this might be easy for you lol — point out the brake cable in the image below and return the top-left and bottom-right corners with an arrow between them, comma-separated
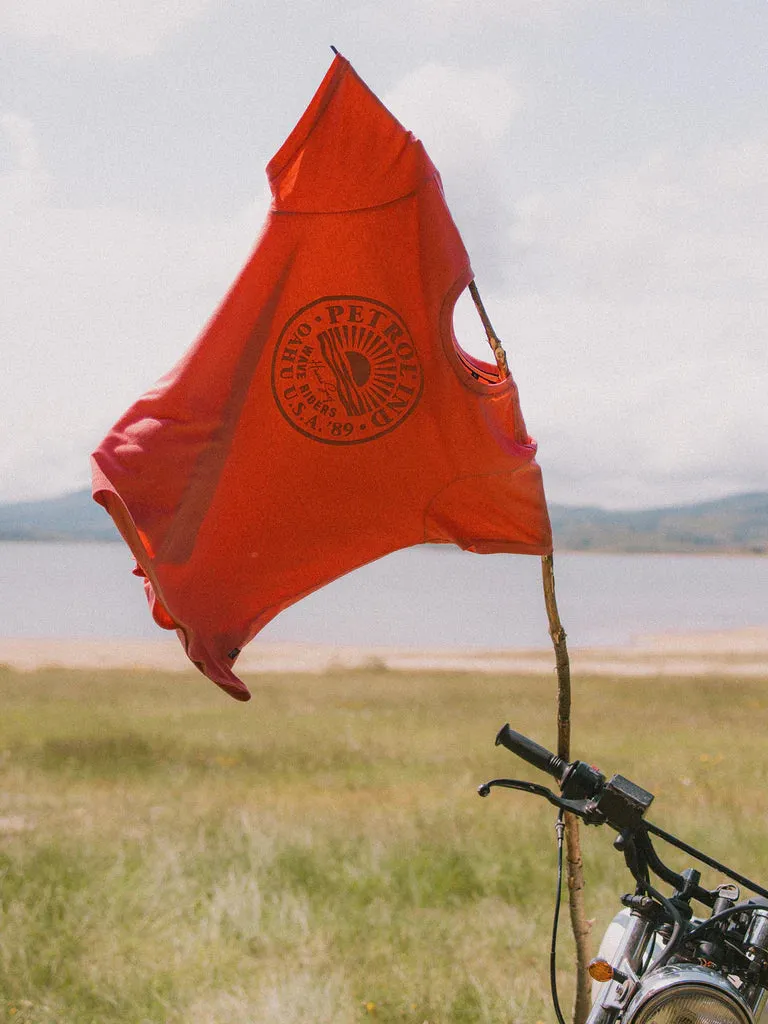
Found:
550,809 -> 568,1024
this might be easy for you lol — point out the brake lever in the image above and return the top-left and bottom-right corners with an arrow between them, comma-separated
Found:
477,777 -> 606,825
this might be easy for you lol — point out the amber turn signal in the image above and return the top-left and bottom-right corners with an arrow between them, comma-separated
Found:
588,958 -> 615,983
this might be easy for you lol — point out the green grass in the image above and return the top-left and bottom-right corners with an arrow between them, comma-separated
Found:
1,664 -> 767,1022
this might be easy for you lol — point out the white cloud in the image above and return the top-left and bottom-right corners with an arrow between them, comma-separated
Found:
384,63 -> 522,286
0,113 -> 270,502
502,291 -> 768,507
418,0 -> 673,26
0,113 -> 49,208
511,143 -> 768,304
0,0 -> 214,57
420,0 -> 578,20
487,138 -> 768,507
384,63 -> 521,170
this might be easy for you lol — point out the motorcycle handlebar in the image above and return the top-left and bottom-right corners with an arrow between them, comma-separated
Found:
493,724 -> 622,810
488,724 -> 768,906
495,724 -> 568,782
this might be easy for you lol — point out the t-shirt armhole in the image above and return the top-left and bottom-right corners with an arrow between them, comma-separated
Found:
439,272 -> 514,394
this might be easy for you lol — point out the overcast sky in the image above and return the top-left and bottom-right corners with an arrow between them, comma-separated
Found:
2,0 -> 766,509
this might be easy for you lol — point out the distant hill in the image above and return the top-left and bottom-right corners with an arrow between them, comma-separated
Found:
0,488 -> 766,554
0,488 -> 117,541
548,492 -> 768,554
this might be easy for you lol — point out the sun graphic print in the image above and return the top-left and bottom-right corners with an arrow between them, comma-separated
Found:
272,296 -> 424,444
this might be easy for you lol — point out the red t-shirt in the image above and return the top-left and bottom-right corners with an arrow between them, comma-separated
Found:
92,53 -> 552,700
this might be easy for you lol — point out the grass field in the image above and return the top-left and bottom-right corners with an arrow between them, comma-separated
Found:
1,663 -> 768,1023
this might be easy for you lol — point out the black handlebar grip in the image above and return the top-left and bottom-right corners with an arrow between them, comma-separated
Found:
495,724 -> 567,781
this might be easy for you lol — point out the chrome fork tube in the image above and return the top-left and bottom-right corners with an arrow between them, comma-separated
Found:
743,985 -> 768,1022
586,912 -> 654,1024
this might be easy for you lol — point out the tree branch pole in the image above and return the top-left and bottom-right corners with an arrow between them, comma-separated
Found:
468,281 -> 509,377
470,282 -> 592,1024
541,554 -> 592,1024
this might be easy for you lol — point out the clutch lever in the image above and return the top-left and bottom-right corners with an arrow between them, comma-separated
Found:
477,777 -> 606,825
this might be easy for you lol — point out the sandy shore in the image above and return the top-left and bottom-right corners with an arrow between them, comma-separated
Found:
2,628 -> 768,677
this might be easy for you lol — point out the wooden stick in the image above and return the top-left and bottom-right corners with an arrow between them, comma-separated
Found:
468,280 -> 510,377
541,553 -> 592,1024
468,282 -> 591,1021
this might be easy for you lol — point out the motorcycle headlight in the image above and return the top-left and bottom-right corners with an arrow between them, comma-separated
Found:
624,965 -> 753,1024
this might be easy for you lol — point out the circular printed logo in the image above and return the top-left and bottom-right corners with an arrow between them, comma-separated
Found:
272,296 -> 423,445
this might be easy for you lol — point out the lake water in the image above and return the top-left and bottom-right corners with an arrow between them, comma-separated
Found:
2,541 -> 767,649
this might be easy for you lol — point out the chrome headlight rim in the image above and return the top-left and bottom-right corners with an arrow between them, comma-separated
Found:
623,963 -> 753,1024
